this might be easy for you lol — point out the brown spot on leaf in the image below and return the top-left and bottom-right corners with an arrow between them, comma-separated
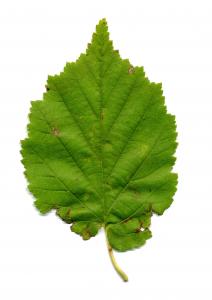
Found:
51,127 -> 60,136
82,229 -> 91,240
128,66 -> 134,74
66,208 -> 71,217
100,111 -> 104,120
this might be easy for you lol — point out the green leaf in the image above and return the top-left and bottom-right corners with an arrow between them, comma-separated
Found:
21,18 -> 178,281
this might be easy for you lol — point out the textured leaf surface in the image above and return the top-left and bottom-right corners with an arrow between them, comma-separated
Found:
21,19 -> 177,255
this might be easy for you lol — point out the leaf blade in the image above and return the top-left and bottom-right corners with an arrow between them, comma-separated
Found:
21,19 -> 178,257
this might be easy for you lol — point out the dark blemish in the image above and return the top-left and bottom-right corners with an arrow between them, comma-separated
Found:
83,229 -> 91,240
134,191 -> 140,200
100,111 -> 104,120
135,228 -> 140,233
51,127 -> 60,136
123,218 -> 131,223
128,66 -> 134,74
45,84 -> 50,91
66,208 -> 71,217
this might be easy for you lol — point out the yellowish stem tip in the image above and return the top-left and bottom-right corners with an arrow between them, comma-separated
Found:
104,227 -> 128,282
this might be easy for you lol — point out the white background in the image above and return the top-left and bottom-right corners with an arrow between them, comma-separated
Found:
0,0 -> 212,299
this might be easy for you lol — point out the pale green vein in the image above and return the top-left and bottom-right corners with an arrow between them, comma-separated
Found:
118,181 -> 168,224
51,81 -> 99,159
106,125 -> 165,217
83,57 -> 99,87
68,68 -> 99,117
104,63 -> 129,106
34,104 -> 102,200
28,145 -> 103,221
106,74 -> 139,134
105,95 -> 154,180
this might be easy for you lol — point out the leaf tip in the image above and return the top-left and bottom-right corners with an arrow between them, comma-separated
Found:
97,18 -> 108,28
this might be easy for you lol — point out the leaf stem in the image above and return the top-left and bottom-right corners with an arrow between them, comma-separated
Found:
104,226 -> 128,282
